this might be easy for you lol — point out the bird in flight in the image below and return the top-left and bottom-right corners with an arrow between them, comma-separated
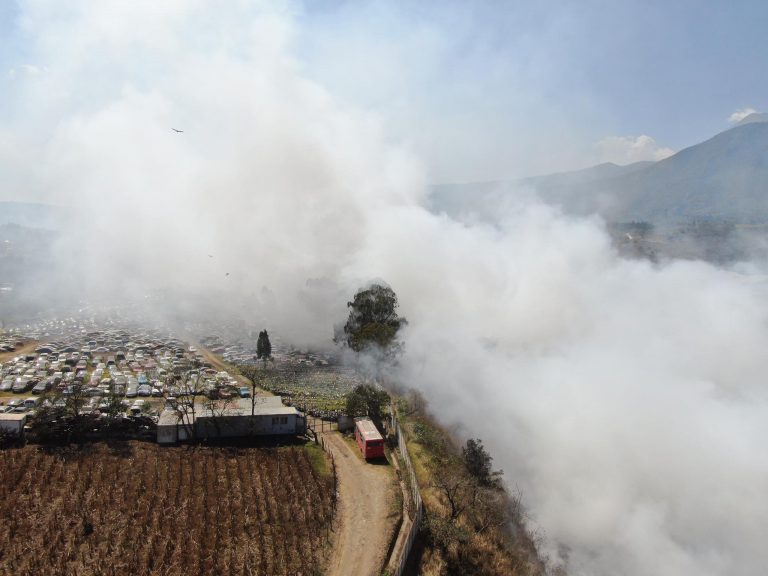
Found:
171,128 -> 183,133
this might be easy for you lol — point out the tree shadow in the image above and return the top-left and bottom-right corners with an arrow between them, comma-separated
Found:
105,439 -> 135,458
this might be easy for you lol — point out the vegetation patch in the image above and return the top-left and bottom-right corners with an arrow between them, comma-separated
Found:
240,363 -> 365,418
393,392 -> 546,576
303,440 -> 330,478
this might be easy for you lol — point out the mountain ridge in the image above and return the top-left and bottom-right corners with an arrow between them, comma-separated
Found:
430,120 -> 768,224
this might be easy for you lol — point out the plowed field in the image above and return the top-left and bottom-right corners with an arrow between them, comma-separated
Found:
0,442 -> 334,576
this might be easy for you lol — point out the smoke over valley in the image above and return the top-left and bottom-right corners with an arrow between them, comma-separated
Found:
2,2 -> 768,575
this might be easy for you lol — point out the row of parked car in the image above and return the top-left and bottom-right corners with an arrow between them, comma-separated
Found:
0,396 -> 40,414
0,327 -> 253,417
0,338 -> 22,353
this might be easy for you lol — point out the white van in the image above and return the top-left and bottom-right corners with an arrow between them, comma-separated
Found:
23,397 -> 40,410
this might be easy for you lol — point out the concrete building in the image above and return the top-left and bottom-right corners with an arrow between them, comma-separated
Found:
157,396 -> 304,444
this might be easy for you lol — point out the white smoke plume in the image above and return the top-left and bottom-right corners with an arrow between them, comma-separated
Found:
3,3 -> 768,576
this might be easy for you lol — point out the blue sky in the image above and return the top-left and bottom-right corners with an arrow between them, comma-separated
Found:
295,0 -> 768,178
0,0 -> 766,187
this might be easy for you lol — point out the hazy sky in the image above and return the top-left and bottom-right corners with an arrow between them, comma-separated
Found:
1,0 -> 766,195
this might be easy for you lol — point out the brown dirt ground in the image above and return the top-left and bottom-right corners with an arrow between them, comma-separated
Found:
322,431 -> 399,576
0,340 -> 38,364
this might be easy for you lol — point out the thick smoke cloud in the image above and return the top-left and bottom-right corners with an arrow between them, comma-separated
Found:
8,0 -> 422,344
4,3 -> 768,575
360,204 -> 768,575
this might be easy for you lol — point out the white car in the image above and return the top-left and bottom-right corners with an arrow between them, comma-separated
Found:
130,400 -> 146,416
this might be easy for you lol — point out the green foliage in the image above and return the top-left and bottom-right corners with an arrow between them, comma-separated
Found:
339,284 -> 406,353
345,384 -> 390,421
423,513 -> 470,551
238,363 -> 357,416
101,390 -> 126,418
462,438 -> 503,487
413,420 -> 451,458
304,442 -> 330,478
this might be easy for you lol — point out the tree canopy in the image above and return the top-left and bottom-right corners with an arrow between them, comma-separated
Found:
462,438 -> 503,488
256,330 -> 272,359
339,284 -> 406,353
345,384 -> 390,423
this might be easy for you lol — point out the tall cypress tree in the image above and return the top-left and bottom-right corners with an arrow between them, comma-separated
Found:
256,330 -> 272,359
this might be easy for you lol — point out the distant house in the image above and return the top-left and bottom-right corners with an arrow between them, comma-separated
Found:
157,396 -> 304,444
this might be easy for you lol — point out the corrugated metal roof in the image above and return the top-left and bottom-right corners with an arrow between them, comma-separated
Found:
157,396 -> 298,427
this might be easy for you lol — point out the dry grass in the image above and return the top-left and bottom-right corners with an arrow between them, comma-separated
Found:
395,398 -> 546,576
0,441 -> 334,576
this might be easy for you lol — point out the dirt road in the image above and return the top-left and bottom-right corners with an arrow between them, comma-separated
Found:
197,347 -> 271,395
323,432 -> 397,576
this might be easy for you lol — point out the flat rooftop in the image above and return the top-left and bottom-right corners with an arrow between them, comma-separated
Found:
158,395 -> 298,426
0,413 -> 27,422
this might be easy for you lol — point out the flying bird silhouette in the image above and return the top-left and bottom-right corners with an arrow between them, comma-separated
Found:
171,128 -> 183,133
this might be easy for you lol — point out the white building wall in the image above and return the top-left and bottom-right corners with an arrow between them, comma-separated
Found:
0,416 -> 26,436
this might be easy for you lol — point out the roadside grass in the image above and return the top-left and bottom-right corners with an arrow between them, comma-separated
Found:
388,469 -> 404,518
395,409 -> 456,518
381,470 -> 406,576
391,393 -> 546,576
303,440 -> 331,478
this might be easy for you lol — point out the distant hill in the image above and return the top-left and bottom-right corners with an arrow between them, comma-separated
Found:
430,118 -> 768,224
0,201 -> 66,230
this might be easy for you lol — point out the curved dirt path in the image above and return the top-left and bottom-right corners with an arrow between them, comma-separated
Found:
323,432 -> 395,576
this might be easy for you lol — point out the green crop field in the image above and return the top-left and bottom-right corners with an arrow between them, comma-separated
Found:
245,364 -> 367,418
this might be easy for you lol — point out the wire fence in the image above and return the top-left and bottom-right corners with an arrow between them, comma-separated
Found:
388,412 -> 423,576
305,414 -> 340,434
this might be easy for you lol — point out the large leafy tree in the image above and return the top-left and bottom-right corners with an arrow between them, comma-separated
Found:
345,384 -> 390,423
339,284 -> 406,353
